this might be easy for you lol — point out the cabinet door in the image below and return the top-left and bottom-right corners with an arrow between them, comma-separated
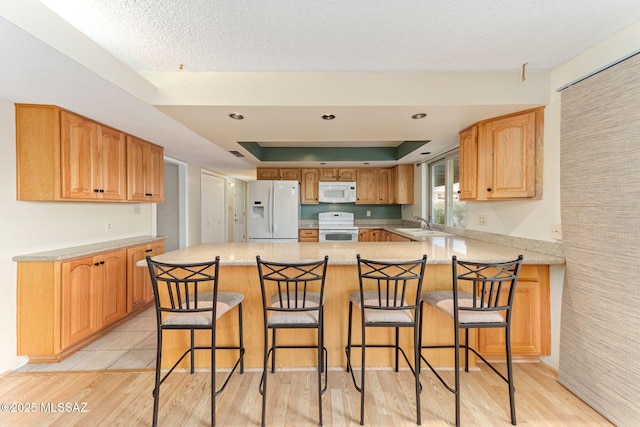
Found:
127,136 -> 164,202
127,136 -> 147,200
337,168 -> 356,181
256,168 -> 278,180
389,232 -> 412,242
279,168 -> 300,181
482,111 -> 536,199
300,168 -> 319,204
96,250 -> 127,328
478,265 -> 550,356
127,242 -> 164,312
144,143 -> 164,201
96,125 -> 127,201
378,168 -> 395,204
61,257 -> 96,348
395,164 -> 414,204
319,168 -> 337,181
60,112 -> 98,200
459,126 -> 478,200
356,169 -> 378,204
145,242 -> 164,303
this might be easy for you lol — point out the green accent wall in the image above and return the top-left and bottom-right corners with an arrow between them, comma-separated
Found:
300,203 -> 401,220
238,141 -> 430,162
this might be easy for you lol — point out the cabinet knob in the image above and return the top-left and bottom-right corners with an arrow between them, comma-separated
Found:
145,249 -> 153,253
93,189 -> 99,193
94,262 -> 100,266
99,189 -> 104,193
487,188 -> 492,192
457,190 -> 461,194
145,193 -> 152,197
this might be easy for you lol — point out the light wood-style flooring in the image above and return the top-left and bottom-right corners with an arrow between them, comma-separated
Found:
0,362 -> 613,426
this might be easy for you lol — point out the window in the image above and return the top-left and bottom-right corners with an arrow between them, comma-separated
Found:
428,151 -> 465,228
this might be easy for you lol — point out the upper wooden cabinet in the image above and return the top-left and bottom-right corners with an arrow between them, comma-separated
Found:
300,168 -> 319,204
459,108 -> 543,201
16,104 -> 163,203
255,164 -> 413,205
355,164 -> 414,205
256,168 -> 300,181
355,168 -> 379,204
319,168 -> 356,181
458,126 -> 479,200
126,136 -> 164,202
60,113 -> 127,201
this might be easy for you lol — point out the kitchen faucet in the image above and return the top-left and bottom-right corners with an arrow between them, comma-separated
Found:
413,215 -> 433,230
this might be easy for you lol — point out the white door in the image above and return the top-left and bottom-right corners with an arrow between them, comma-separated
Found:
232,180 -> 246,242
201,171 -> 226,243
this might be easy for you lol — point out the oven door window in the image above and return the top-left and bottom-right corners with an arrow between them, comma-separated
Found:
324,232 -> 354,241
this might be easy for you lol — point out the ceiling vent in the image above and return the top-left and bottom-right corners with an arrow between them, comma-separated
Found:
229,150 -> 245,157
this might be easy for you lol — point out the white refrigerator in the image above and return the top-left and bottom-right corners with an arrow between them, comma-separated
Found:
247,180 -> 300,242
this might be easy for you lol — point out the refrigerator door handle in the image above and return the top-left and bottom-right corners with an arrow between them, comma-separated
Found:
271,184 -> 276,234
267,184 -> 273,234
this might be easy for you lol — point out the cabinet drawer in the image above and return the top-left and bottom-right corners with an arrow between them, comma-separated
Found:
298,229 -> 319,242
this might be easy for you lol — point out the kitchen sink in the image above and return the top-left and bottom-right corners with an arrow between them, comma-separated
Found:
394,228 -> 454,237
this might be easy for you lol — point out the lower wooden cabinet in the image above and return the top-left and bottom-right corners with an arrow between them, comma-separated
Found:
126,242 -> 165,313
17,240 -> 163,362
477,264 -> 550,356
60,250 -> 127,349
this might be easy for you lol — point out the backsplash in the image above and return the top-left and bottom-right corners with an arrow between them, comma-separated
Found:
300,203 -> 401,220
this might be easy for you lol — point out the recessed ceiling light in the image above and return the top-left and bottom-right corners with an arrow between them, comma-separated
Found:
322,114 -> 335,120
229,113 -> 244,120
412,113 -> 427,119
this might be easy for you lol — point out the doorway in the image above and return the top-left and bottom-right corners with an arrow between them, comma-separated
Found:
157,158 -> 186,251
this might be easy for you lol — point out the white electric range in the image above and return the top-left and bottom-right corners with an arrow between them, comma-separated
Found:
318,212 -> 359,242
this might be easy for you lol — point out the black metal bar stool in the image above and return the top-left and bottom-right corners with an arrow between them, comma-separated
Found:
146,256 -> 245,426
419,255 -> 523,426
345,254 -> 427,425
256,255 -> 329,426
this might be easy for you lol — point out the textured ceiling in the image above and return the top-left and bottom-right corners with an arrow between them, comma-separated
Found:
39,0 -> 640,73
2,1 -> 640,178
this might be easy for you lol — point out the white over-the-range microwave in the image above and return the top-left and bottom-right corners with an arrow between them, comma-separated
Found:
318,181 -> 356,203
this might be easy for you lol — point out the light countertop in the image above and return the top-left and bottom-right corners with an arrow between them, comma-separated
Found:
150,237 -> 564,266
13,236 -> 166,262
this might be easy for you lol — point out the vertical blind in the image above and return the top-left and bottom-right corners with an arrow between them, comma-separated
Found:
559,52 -> 640,426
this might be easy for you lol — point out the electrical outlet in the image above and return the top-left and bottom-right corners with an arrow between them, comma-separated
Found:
105,221 -> 112,232
479,215 -> 487,226
366,210 -> 371,217
133,204 -> 140,215
552,224 -> 562,240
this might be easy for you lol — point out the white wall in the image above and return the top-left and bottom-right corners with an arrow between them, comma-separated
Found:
0,99 -> 155,373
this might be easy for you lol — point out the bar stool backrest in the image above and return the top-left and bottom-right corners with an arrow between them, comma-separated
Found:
452,255 -> 524,324
147,257 -> 221,321
256,256 -> 329,316
357,254 -> 427,315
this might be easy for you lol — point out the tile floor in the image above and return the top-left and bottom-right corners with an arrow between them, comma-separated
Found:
17,306 -> 157,372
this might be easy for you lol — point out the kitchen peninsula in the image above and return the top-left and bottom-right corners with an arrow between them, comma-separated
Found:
149,237 -> 563,370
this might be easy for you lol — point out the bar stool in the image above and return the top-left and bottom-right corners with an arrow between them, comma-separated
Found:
345,254 -> 427,425
256,255 -> 329,426
146,256 -> 245,427
419,255 -> 523,426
